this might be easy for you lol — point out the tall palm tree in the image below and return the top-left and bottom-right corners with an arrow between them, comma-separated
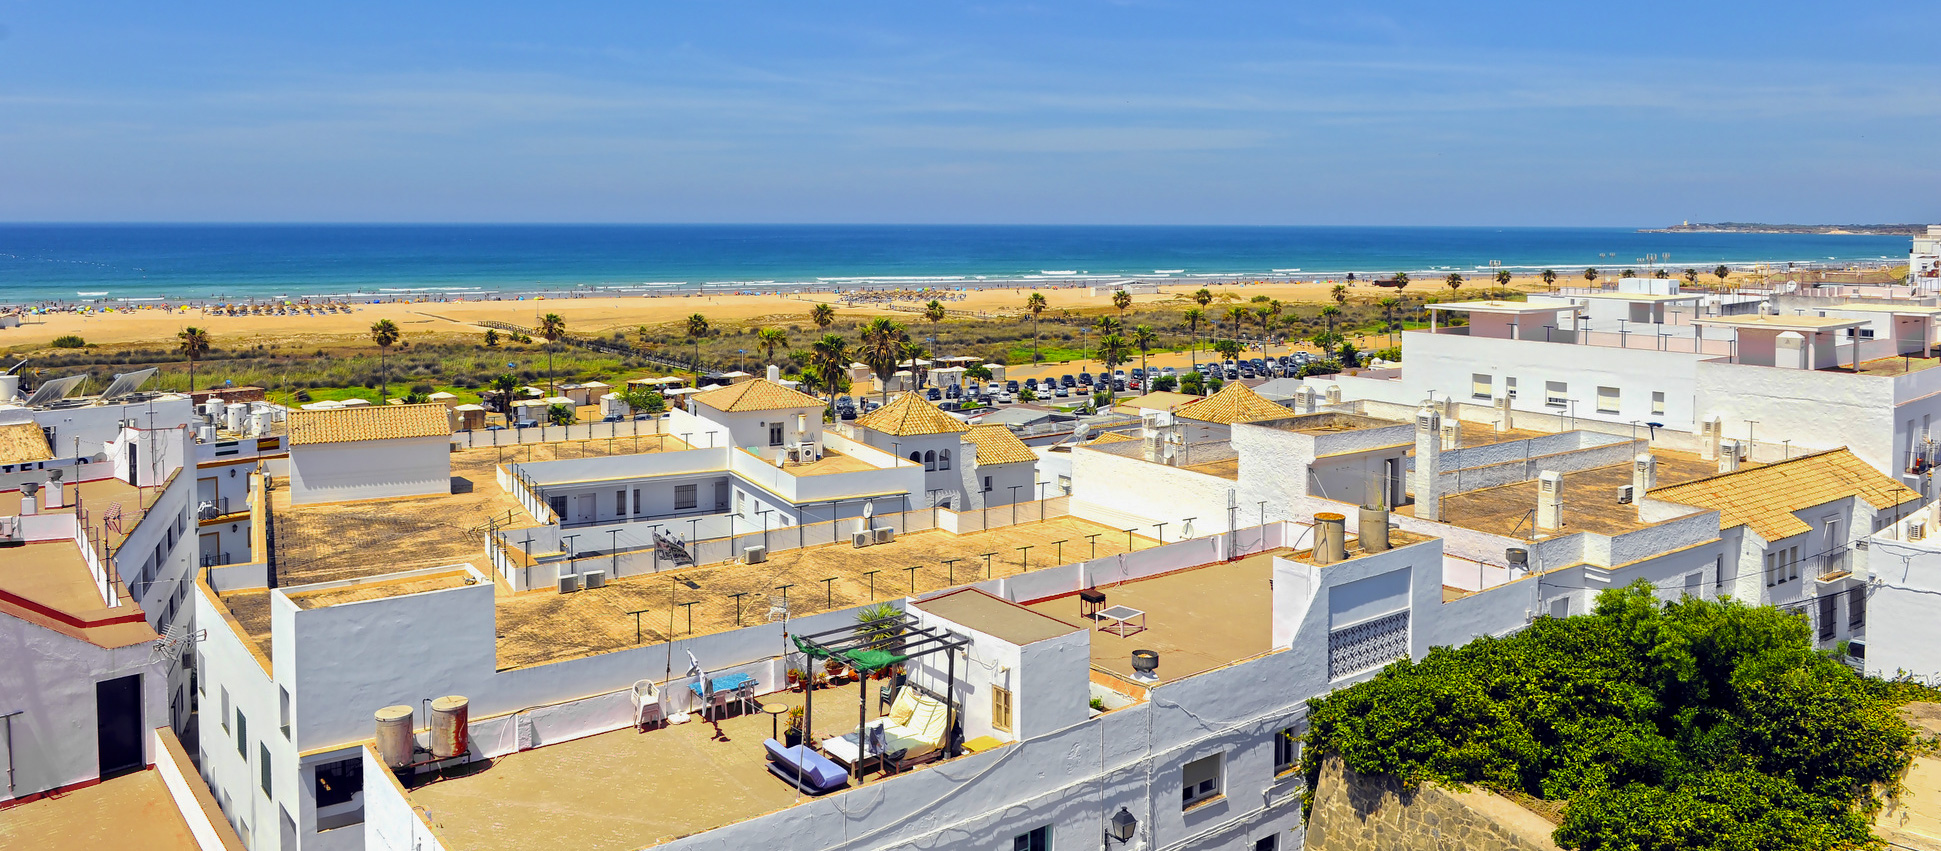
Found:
1393,272 -> 1409,289
684,313 -> 710,377
1331,284 -> 1347,305
1193,288 -> 1213,309
859,317 -> 907,405
1224,305 -> 1248,343
1713,265 -> 1731,291
492,373 -> 519,414
177,326 -> 211,393
810,303 -> 836,331
1541,269 -> 1558,291
369,319 -> 401,399
1254,305 -> 1274,341
1445,273 -> 1463,293
923,299 -> 946,330
1131,325 -> 1156,387
808,333 -> 850,409
1182,307 -> 1205,368
1025,292 -> 1048,363
1111,289 -> 1132,320
757,327 -> 787,367
1495,269 -> 1512,288
1684,268 -> 1700,289
537,313 -> 566,395
1583,268 -> 1599,284
1098,333 -> 1131,375
1094,315 -> 1121,337
1377,298 -> 1399,345
901,340 -> 932,388
1319,305 -> 1341,338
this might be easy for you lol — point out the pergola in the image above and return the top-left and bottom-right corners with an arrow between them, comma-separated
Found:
791,610 -> 971,781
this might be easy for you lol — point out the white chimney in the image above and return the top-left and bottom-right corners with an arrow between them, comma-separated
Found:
19,482 -> 38,516
1718,439 -> 1742,473
1700,416 -> 1721,461
1495,395 -> 1514,433
43,473 -> 65,510
1632,453 -> 1656,495
1294,386 -> 1315,414
1440,420 -> 1461,451
767,364 -> 782,382
1536,470 -> 1564,532
1412,406 -> 1442,521
1324,384 -> 1342,406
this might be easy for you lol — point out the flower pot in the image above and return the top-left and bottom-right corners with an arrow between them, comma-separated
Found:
784,729 -> 803,748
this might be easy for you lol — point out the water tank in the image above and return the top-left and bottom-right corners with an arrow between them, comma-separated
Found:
224,402 -> 248,432
0,374 -> 17,402
202,396 -> 225,418
428,695 -> 470,759
374,705 -> 415,768
250,408 -> 274,437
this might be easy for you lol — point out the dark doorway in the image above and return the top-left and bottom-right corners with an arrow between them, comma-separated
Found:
96,674 -> 143,777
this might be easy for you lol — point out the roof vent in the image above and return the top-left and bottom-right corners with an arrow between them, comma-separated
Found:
1130,649 -> 1158,680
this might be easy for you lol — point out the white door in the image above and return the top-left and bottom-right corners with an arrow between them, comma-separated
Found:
574,494 -> 596,524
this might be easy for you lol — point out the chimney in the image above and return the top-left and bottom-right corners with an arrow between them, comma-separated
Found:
1495,395 -> 1514,433
1358,505 -> 1391,552
1313,513 -> 1348,564
43,471 -> 65,510
1700,416 -> 1721,460
1536,470 -> 1564,532
19,482 -> 38,516
1324,384 -> 1342,406
1294,385 -> 1315,414
1440,420 -> 1461,451
1632,453 -> 1656,495
767,364 -> 782,382
1412,406 -> 1443,521
1718,439 -> 1742,473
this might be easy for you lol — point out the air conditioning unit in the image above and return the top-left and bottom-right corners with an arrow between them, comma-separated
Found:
1617,484 -> 1633,505
558,574 -> 581,594
853,532 -> 871,548
582,570 -> 607,589
874,527 -> 895,544
744,545 -> 768,564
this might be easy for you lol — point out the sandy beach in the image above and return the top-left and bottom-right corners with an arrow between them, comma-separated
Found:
0,276 -> 1546,352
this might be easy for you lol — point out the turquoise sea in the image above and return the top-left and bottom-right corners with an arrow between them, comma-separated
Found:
0,224 -> 1914,304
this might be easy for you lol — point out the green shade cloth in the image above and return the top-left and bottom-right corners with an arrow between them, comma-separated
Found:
792,635 -> 832,659
843,648 -> 906,672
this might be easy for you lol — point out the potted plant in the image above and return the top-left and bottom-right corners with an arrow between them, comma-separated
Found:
812,671 -> 829,690
787,668 -> 806,693
824,657 -> 847,685
784,706 -> 806,748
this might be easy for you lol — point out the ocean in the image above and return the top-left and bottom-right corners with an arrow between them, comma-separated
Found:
0,224 -> 1914,304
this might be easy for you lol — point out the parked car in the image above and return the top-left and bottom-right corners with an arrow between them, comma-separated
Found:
1078,372 -> 1094,386
1054,387 -> 1070,398
1111,379 -> 1126,392
1005,380 -> 1020,393
1060,374 -> 1076,388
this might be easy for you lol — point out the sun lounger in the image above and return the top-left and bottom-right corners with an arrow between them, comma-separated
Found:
764,738 -> 848,794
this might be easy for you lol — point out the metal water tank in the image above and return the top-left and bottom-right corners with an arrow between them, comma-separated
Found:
428,695 -> 470,759
250,408 -> 274,437
203,396 -> 225,419
374,705 -> 415,768
225,402 -> 248,432
0,374 -> 18,402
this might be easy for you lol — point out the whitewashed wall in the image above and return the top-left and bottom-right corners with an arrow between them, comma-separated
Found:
288,435 -> 450,505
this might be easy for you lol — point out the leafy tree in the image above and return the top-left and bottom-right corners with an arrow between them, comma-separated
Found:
1112,288 -> 1132,318
618,384 -> 666,415
483,328 -> 500,348
1212,338 -> 1243,362
900,340 -> 931,388
810,303 -> 836,331
50,335 -> 86,348
1623,269 -> 1635,278
964,363 -> 992,381
491,373 -> 519,413
1684,268 -> 1700,288
1584,267 -> 1600,283
1131,324 -> 1157,384
546,402 -> 576,426
806,333 -> 851,408
369,319 -> 401,398
1179,370 -> 1205,395
1337,341 -> 1360,367
1331,284 -> 1347,305
757,327 -> 787,366
1297,359 -> 1342,377
1182,307 -> 1206,368
1026,292 -> 1048,363
537,313 -> 566,395
1445,272 -> 1464,292
401,390 -> 431,405
1017,386 -> 1036,402
177,326 -> 211,392
1151,373 -> 1177,392
1714,265 -> 1731,290
1541,269 -> 1558,290
684,313 -> 709,376
860,317 -> 908,404
1097,333 -> 1131,372
1654,268 -> 1670,279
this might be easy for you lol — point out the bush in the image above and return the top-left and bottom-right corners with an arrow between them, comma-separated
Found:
1371,346 -> 1401,362
50,335 -> 86,348
1151,374 -> 1177,392
1297,360 -> 1342,378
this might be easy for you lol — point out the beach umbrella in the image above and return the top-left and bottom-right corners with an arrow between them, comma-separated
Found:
686,649 -> 710,714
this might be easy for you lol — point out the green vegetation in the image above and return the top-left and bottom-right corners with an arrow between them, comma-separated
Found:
1304,582 -> 1930,851
50,334 -> 86,348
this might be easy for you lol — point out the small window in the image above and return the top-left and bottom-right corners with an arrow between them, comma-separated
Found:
992,686 -> 1014,733
983,476 -> 993,493
923,450 -> 937,472
221,688 -> 231,732
1013,826 -> 1051,851
1787,546 -> 1800,582
279,686 -> 291,738
237,711 -> 248,757
1818,594 -> 1837,641
1056,474 -> 1072,494
632,488 -> 641,515
1651,391 -> 1666,416
1544,381 -> 1568,408
1471,373 -> 1492,399
1255,837 -> 1279,851
938,449 -> 951,471
314,756 -> 364,808
1273,726 -> 1300,776
1182,753 -> 1223,808
1595,386 -> 1619,414
616,489 -> 626,515
260,743 -> 273,795
674,484 -> 698,510
1765,551 -> 1779,587
768,423 -> 784,446
1849,587 -> 1865,630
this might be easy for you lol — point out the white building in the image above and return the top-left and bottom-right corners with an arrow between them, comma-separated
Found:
285,405 -> 452,505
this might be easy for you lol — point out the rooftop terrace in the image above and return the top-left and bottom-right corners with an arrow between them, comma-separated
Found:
0,540 -> 153,648
1405,449 -> 1729,538
1823,354 -> 1941,377
0,768 -> 224,851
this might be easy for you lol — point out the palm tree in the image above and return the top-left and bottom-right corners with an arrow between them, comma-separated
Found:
537,313 -> 566,395
1445,273 -> 1463,293
757,327 -> 787,367
1583,268 -> 1599,284
483,328 -> 500,349
1131,325 -> 1156,387
1331,284 -> 1347,305
810,303 -> 836,331
1224,305 -> 1248,342
1713,265 -> 1731,291
369,319 -> 400,399
1098,333 -> 1131,375
684,313 -> 709,376
1193,288 -> 1213,309
1495,269 -> 1512,288
900,340 -> 932,388
492,373 -> 518,414
1684,268 -> 1700,289
1319,305 -> 1341,338
1541,269 -> 1558,291
1182,307 -> 1205,368
1393,272 -> 1409,289
923,299 -> 947,330
177,326 -> 210,393
1025,292 -> 1048,363
1254,305 -> 1274,341
1377,298 -> 1399,345
1111,289 -> 1132,320
859,317 -> 907,405
1094,315 -> 1122,337
808,333 -> 850,409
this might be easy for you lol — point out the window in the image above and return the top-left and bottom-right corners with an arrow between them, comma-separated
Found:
1505,377 -> 1517,399
992,686 -> 1014,733
198,654 -> 207,695
1651,391 -> 1666,416
236,712 -> 248,757
769,423 -> 784,446
221,688 -> 231,732
632,488 -> 641,515
674,484 -> 698,510
1787,546 -> 1800,582
1056,474 -> 1071,494
1544,381 -> 1568,408
261,744 -> 273,796
314,756 -> 363,808
1471,373 -> 1492,399
735,492 -> 745,515
983,476 -> 993,493
1766,551 -> 1779,587
1818,594 -> 1837,641
1595,386 -> 1619,414
938,449 -> 951,471
1273,726 -> 1300,776
923,450 -> 937,472
1182,753 -> 1223,808
1849,587 -> 1866,630
616,490 -> 626,515
280,686 -> 291,738
1013,825 -> 1051,851
1327,611 -> 1409,680
1255,838 -> 1279,851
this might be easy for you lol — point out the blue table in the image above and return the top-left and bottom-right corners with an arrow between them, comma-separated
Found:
688,672 -> 756,698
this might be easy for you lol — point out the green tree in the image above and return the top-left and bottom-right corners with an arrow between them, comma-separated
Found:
1331,284 -> 1347,305
483,328 -> 500,349
1025,292 -> 1048,363
1319,305 -> 1341,338
1182,307 -> 1205,369
964,363 -> 992,381
1212,338 -> 1243,363
1684,268 -> 1700,289
1495,268 -> 1512,288
492,373 -> 519,413
923,299 -> 947,328
618,384 -> 667,415
537,313 -> 566,395
810,303 -> 836,331
1541,269 -> 1558,290
807,333 -> 851,409
1584,267 -> 1600,283
369,319 -> 401,399
1377,297 -> 1399,345
1131,324 -> 1157,386
1112,288 -> 1132,319
684,313 -> 710,376
546,402 -> 576,426
1393,271 -> 1409,289
1179,370 -> 1205,395
1193,288 -> 1213,309
1445,272 -> 1464,292
1714,264 -> 1731,290
757,327 -> 787,366
900,340 -> 931,389
636,324 -> 653,353
1224,305 -> 1249,342
860,317 -> 908,405
1094,315 -> 1122,338
177,326 -> 211,393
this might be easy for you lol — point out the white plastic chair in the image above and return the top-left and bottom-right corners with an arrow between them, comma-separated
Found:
631,679 -> 662,730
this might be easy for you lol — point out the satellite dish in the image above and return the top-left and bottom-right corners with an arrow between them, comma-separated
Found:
863,502 -> 874,519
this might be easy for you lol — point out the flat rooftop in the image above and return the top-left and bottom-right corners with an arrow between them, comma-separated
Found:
0,475 -> 162,560
406,686 -> 894,851
1181,457 -> 1240,480
1823,354 -> 1941,377
0,769 -> 220,851
748,446 -> 882,477
1026,549 -> 1287,684
1405,449 -> 1728,539
0,541 -> 153,648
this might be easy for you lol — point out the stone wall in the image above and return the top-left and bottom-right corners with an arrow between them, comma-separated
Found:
1305,755 -> 1562,851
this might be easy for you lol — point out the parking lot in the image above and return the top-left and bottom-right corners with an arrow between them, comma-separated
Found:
832,352 -> 1324,420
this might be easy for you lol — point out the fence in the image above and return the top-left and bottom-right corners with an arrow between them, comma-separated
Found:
452,415 -> 673,449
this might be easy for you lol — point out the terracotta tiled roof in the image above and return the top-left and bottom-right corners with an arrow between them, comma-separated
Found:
1175,382 -> 1290,425
1118,391 -> 1199,412
1086,431 -> 1138,445
288,403 -> 452,446
1649,448 -> 1918,541
690,378 -> 824,413
966,424 -> 1038,465
855,393 -> 970,436
0,422 -> 53,465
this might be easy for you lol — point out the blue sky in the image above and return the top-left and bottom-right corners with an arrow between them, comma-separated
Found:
1,1 -> 1936,225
